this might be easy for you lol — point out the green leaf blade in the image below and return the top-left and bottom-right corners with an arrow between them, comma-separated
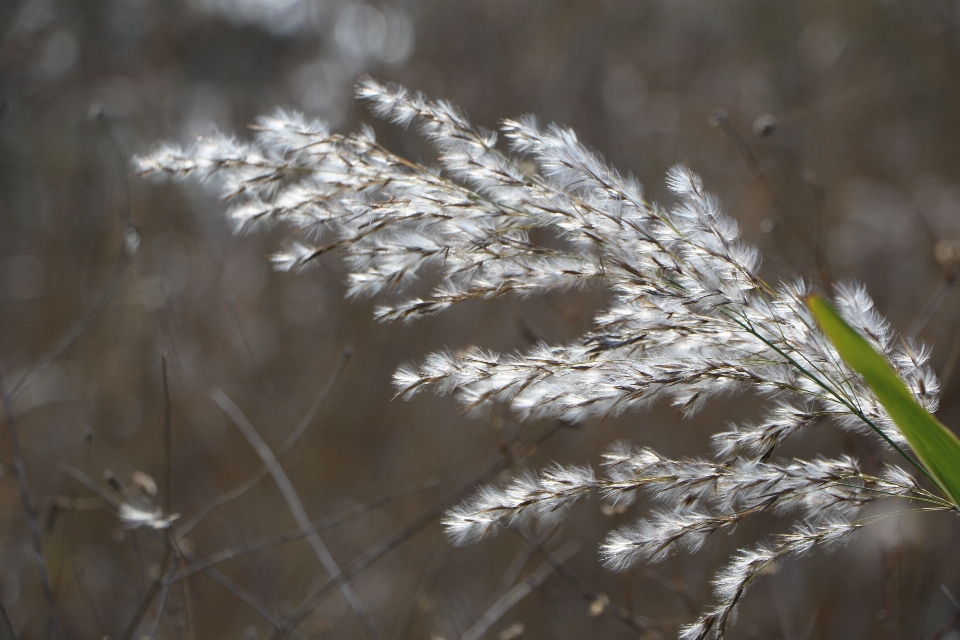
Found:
809,295 -> 960,508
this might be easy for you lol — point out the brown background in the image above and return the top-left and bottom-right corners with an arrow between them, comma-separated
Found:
2,1 -> 960,638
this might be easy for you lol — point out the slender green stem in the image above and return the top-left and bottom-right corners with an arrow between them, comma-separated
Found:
722,310 -> 936,487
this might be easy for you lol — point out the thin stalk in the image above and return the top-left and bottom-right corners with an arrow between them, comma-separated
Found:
269,421 -> 568,639
176,347 -> 351,537
0,367 -> 60,640
213,389 -> 383,640
725,311 -> 935,486
0,598 -> 16,640
169,477 -> 438,582
513,527 -> 661,639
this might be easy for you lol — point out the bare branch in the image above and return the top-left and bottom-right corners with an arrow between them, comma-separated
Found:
212,388 -> 383,640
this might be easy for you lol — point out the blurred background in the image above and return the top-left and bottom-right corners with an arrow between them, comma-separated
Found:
3,1 -> 960,638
